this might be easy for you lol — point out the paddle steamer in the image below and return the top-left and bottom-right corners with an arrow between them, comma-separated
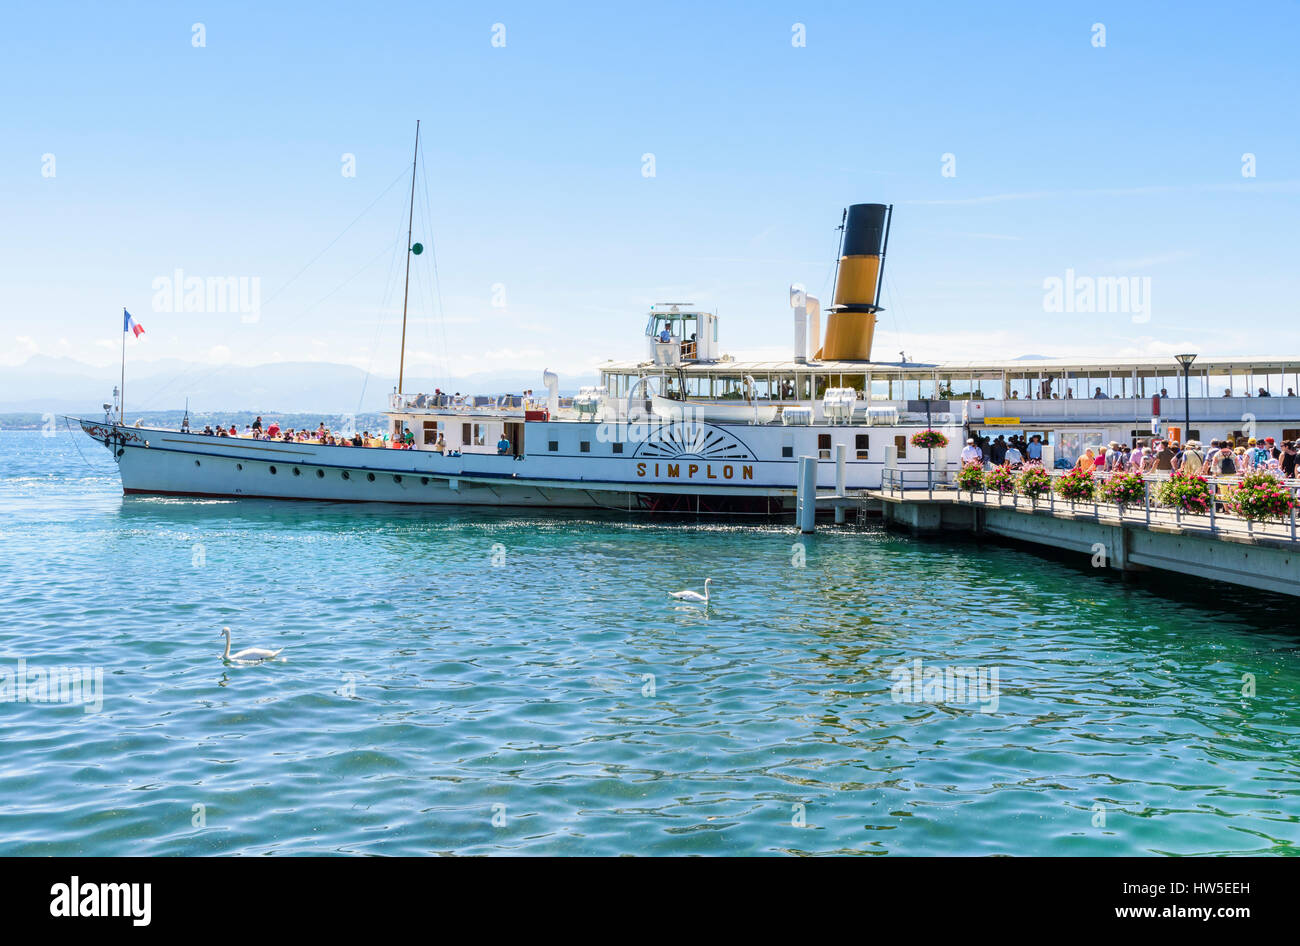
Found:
77,194 -> 1300,512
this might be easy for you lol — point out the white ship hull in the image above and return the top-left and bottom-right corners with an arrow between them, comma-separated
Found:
77,417 -> 935,512
651,394 -> 779,424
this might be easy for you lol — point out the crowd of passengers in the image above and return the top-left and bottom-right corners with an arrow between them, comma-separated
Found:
1009,385 -> 1298,400
963,433 -> 1300,479
189,416 -> 421,450
187,416 -> 518,457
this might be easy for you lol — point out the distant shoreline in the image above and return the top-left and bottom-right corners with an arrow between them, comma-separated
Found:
1,411 -> 392,432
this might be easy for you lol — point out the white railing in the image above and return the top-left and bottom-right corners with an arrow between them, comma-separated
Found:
880,465 -> 959,499
969,395 -> 1300,424
388,393 -> 551,413
883,467 -> 1300,544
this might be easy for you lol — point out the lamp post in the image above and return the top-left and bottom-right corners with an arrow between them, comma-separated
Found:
1175,353 -> 1197,445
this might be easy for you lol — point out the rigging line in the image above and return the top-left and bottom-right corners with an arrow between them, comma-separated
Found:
261,163 -> 411,310
63,416 -> 98,471
417,145 -> 449,388
141,238 -> 402,409
414,235 -> 435,389
357,210 -> 413,413
137,164 -> 411,408
817,259 -> 836,299
883,270 -> 907,359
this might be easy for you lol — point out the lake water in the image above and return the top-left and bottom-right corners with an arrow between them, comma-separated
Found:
1,427 -> 1297,855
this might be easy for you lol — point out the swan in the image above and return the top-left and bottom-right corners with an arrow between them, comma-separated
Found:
220,626 -> 283,663
669,578 -> 711,604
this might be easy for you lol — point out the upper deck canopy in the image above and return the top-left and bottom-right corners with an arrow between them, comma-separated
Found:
600,355 -> 1300,400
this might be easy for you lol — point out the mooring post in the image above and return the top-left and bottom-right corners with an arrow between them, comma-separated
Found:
797,455 -> 817,533
834,443 -> 847,524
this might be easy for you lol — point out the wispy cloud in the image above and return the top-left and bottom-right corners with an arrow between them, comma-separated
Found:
923,230 -> 1023,241
1096,250 -> 1195,271
905,181 -> 1300,206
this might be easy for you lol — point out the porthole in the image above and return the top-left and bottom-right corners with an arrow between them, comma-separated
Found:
367,472 -> 375,482
420,477 -> 429,485
117,449 -> 125,457
342,471 -> 350,480
269,466 -> 277,475
393,475 -> 402,484
293,467 -> 301,476
236,463 -> 243,471
194,460 -> 201,467
316,469 -> 325,478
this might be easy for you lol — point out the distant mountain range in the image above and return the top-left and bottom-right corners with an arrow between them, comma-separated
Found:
0,356 -> 598,414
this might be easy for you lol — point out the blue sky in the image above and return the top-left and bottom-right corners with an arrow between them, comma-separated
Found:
3,1 -> 1298,403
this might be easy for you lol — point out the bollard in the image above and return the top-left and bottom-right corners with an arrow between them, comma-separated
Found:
834,443 -> 847,524
797,455 -> 817,533
882,444 -> 898,495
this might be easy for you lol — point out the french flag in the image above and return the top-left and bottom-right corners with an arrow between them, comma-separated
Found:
124,309 -> 144,338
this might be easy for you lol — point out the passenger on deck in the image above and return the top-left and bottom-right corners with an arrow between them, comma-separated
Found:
497,434 -> 511,455
659,327 -> 672,343
434,435 -> 446,454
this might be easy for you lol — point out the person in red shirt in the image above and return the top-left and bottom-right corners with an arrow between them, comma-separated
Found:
266,421 -> 281,438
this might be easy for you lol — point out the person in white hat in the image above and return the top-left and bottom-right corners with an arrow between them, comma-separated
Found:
960,438 -> 982,464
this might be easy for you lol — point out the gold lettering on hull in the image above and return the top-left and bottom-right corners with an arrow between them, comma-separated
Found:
635,463 -> 754,481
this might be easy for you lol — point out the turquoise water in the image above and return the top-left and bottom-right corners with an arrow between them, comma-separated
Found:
1,427 -> 1298,855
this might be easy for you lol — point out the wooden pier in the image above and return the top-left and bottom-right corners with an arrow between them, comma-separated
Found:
871,485 -> 1300,598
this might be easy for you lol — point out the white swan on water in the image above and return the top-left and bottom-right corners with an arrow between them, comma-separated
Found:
670,578 -> 711,604
221,626 -> 283,663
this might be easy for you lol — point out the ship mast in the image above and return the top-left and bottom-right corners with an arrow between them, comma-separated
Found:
397,120 -> 420,394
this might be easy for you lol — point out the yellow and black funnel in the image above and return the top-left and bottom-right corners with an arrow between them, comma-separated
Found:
818,202 -> 891,361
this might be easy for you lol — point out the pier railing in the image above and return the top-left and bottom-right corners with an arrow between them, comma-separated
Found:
881,467 -> 1300,544
389,393 -> 558,413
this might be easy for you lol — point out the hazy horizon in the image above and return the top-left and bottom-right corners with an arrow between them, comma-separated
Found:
5,2 -> 1299,404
